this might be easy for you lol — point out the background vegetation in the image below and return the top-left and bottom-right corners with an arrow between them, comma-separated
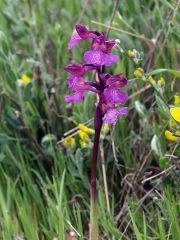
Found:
0,0 -> 179,239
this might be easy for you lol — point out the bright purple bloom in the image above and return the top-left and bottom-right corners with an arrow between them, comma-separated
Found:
68,24 -> 98,50
84,50 -> 118,66
91,36 -> 116,53
100,73 -> 128,87
104,87 -> 128,104
66,76 -> 85,91
103,107 -> 128,124
68,24 -> 119,67
65,91 -> 84,103
64,63 -> 98,77
65,24 -> 128,124
68,34 -> 82,50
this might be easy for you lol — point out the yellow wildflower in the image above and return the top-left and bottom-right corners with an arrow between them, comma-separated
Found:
170,107 -> 180,123
78,130 -> 89,148
102,124 -> 110,134
78,130 -> 89,142
134,68 -> 144,78
78,124 -> 94,135
174,95 -> 180,106
158,77 -> 165,86
169,119 -> 176,128
165,130 -> 180,142
79,140 -> 88,148
63,136 -> 75,148
127,50 -> 135,58
148,75 -> 156,85
21,74 -> 31,84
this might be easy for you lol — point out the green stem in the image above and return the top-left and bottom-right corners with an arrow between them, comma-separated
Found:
90,124 -> 102,240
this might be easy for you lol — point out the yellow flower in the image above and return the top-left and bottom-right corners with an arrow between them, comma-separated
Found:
134,68 -> 144,78
148,75 -> 156,85
169,119 -> 176,128
21,74 -> 31,84
102,124 -> 110,134
127,50 -> 135,57
63,136 -> 75,148
78,124 -> 94,135
174,95 -> 180,106
170,107 -> 180,123
79,140 -> 88,148
78,130 -> 90,148
158,77 -> 165,86
165,130 -> 180,142
78,130 -> 89,142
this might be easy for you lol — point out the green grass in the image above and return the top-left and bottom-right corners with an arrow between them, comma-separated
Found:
0,0 -> 180,239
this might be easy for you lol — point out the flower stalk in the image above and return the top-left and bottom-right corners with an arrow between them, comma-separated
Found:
90,105 -> 103,239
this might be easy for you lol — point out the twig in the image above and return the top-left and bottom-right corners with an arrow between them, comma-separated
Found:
100,142 -> 111,213
77,0 -> 90,23
110,125 -> 123,179
128,84 -> 150,100
106,0 -> 120,38
154,0 -> 180,66
91,20 -> 152,43
141,165 -> 177,184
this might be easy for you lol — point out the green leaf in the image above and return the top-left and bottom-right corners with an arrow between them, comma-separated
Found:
147,69 -> 180,78
0,133 -> 8,144
0,153 -> 6,162
41,134 -> 57,144
151,135 -> 162,157
134,100 -> 147,117
159,157 -> 170,169
128,208 -> 143,240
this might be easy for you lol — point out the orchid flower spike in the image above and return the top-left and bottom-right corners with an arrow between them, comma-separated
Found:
65,23 -> 128,125
64,23 -> 129,240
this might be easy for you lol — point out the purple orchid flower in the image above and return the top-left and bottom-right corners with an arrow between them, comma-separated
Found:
68,24 -> 100,50
65,63 -> 128,124
64,24 -> 128,239
65,24 -> 128,124
64,63 -> 100,103
68,24 -> 119,67
64,62 -> 98,77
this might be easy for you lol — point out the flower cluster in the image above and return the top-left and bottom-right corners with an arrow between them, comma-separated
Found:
62,123 -> 95,148
128,49 -> 142,64
64,24 -> 128,125
165,96 -> 180,142
148,75 -> 165,87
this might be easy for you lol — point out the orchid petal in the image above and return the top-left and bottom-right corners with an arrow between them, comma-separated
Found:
65,91 -> 84,102
68,34 -> 82,50
100,73 -> 127,87
100,73 -> 112,82
104,87 -> 128,104
103,107 -> 128,124
64,63 -> 85,76
76,24 -> 98,39
104,53 -> 119,66
104,40 -> 116,52
76,24 -> 90,39
67,76 -> 85,91
84,50 -> 119,66
107,77 -> 128,88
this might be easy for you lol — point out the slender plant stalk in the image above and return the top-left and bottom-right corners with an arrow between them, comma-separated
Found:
90,123 -> 102,240
100,144 -> 111,213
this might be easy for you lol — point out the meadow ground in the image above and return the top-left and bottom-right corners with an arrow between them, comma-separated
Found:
0,0 -> 180,239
